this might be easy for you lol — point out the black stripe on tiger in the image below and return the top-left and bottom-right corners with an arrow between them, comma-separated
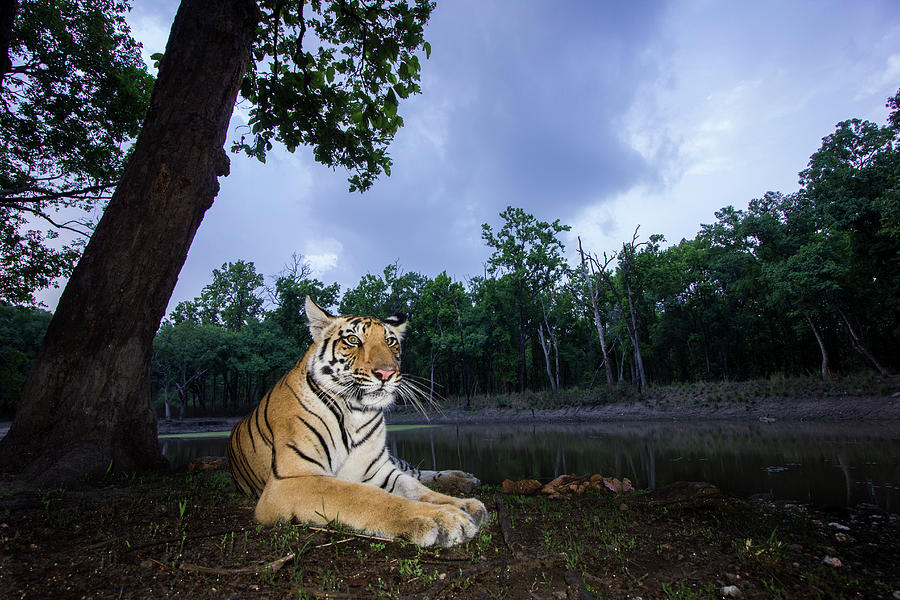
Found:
253,401 -> 272,449
361,446 -> 387,483
296,415 -> 332,471
229,435 -> 263,495
286,442 -> 327,472
352,413 -> 384,448
307,373 -> 349,451
228,424 -> 266,495
386,470 -> 402,494
261,387 -> 276,443
286,381 -> 337,449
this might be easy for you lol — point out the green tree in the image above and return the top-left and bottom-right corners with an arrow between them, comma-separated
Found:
1,0 -> 434,484
339,262 -> 424,317
797,102 -> 899,372
152,320 -> 208,420
0,0 -> 154,305
197,260 -> 265,331
0,303 -> 51,417
481,207 -> 570,393
413,271 -> 469,401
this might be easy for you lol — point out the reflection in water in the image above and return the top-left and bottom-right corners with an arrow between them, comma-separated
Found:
160,421 -> 900,512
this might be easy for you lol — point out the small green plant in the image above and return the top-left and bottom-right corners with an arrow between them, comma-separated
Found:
733,529 -> 785,569
398,557 -> 424,579
320,568 -> 340,592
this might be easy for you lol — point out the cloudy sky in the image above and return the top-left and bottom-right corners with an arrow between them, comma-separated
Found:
74,0 -> 900,314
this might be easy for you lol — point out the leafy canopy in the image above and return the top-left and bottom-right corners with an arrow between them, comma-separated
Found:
1,0 -> 434,305
235,0 -> 435,193
0,0 -> 154,305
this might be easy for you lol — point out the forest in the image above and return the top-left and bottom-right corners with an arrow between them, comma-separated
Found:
2,92 -> 898,420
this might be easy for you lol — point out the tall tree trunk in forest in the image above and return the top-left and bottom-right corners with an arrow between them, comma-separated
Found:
576,238 -> 615,392
453,303 -> 473,409
537,322 -> 558,393
0,0 -> 259,484
625,271 -> 648,391
836,307 -> 887,375
518,319 -> 527,393
806,314 -> 830,380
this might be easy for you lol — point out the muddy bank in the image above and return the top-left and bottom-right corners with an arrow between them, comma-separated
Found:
387,394 -> 900,425
3,389 -> 897,441
149,394 -> 900,435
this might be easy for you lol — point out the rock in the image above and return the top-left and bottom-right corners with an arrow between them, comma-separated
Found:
646,481 -> 724,508
501,478 -> 542,495
828,522 -> 850,531
823,556 -> 842,568
503,473 -> 638,498
187,456 -> 225,472
721,585 -> 743,597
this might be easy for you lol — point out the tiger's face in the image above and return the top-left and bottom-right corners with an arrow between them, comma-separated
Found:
304,297 -> 407,411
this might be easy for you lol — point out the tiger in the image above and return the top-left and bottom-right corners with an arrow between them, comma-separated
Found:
227,296 -> 488,547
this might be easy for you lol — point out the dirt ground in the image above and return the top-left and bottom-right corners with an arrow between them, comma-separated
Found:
2,466 -> 898,599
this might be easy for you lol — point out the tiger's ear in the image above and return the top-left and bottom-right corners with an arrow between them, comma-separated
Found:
383,313 -> 407,339
305,296 -> 335,341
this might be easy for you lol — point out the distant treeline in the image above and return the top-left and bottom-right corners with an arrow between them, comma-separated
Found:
1,93 -> 898,419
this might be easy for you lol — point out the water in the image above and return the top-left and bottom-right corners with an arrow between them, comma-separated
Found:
160,420 -> 900,512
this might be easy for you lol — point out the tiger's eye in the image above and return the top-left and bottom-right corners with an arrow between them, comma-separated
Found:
345,335 -> 361,346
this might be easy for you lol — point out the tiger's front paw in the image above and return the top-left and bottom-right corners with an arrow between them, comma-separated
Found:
426,469 -> 481,495
404,504 -> 479,547
456,497 -> 488,526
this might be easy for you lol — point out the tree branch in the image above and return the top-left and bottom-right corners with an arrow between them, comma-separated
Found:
6,202 -> 93,236
0,181 -> 117,204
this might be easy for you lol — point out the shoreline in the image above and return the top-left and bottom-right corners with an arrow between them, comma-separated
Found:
385,394 -> 900,425
151,394 -> 900,435
2,394 -> 897,440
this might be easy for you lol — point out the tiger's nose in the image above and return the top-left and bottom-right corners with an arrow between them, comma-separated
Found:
374,368 -> 395,381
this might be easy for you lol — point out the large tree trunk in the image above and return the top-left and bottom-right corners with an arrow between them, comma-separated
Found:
0,0 -> 259,485
806,314 -> 830,380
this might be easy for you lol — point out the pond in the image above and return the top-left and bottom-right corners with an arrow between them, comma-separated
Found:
160,420 -> 900,513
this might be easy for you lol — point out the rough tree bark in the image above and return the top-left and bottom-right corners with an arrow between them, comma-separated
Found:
0,0 -> 259,484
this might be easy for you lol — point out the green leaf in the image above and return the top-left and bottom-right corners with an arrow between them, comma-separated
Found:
423,41 -> 431,59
